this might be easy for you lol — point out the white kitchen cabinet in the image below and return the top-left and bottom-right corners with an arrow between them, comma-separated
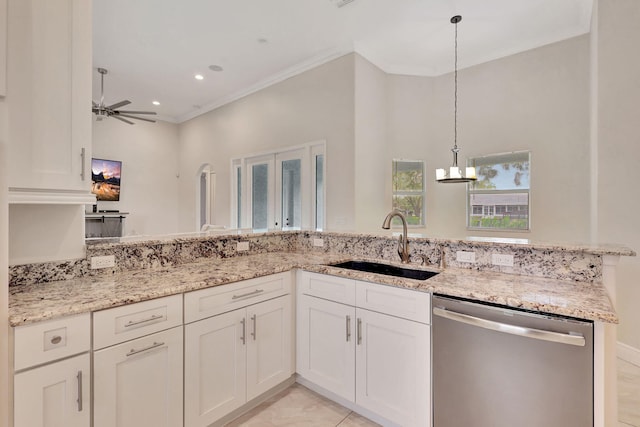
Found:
184,294 -> 292,427
297,271 -> 431,427
14,353 -> 90,427
6,0 -> 93,196
355,308 -> 430,427
296,294 -> 355,402
93,326 -> 183,427
12,313 -> 91,427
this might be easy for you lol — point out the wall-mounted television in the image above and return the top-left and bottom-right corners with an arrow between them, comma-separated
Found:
91,158 -> 122,201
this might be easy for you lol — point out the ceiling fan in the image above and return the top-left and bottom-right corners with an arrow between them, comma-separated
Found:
92,68 -> 157,125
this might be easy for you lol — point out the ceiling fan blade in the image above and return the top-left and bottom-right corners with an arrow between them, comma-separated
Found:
112,115 -> 135,125
107,100 -> 131,110
117,113 -> 156,123
116,110 -> 157,115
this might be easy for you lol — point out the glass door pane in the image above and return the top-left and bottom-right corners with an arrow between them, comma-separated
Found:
280,159 -> 301,230
246,155 -> 274,232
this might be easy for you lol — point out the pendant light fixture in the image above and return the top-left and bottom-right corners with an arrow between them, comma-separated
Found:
436,15 -> 477,183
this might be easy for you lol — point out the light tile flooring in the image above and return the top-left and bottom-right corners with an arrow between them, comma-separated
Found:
227,358 -> 640,427
619,358 -> 640,427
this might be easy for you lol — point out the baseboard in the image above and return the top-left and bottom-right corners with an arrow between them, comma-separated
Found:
618,341 -> 640,367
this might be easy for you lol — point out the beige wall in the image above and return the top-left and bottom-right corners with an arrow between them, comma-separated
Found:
1,81 -> 10,427
387,35 -> 591,241
597,0 -> 640,350
354,55 -> 389,232
92,118 -> 181,236
177,54 -> 356,232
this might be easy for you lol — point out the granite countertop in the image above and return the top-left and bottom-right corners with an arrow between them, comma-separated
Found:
9,251 -> 617,327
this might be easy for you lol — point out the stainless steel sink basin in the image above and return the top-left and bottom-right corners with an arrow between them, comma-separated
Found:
330,260 -> 439,281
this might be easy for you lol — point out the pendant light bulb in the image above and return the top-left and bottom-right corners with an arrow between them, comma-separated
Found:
436,15 -> 477,184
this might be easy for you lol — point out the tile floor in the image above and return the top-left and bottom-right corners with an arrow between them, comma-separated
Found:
226,358 -> 640,427
619,358 -> 640,427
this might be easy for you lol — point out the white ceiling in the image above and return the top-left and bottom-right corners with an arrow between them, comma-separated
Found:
92,0 -> 593,123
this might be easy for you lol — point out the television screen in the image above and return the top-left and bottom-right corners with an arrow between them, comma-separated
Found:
91,158 -> 122,201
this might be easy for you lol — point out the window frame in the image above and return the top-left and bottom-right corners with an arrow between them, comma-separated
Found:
466,151 -> 531,232
391,159 -> 426,228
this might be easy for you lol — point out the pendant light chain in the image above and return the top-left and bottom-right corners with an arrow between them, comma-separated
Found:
454,18 -> 458,152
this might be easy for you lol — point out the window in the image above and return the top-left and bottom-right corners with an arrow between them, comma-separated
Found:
392,160 -> 425,227
467,151 -> 530,231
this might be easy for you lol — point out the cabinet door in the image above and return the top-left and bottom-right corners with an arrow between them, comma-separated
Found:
7,0 -> 92,192
297,295 -> 355,402
246,295 -> 292,400
14,353 -> 90,427
93,327 -> 183,427
184,309 -> 247,427
355,309 -> 430,427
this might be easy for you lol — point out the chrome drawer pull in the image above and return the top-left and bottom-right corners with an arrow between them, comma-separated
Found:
232,289 -> 264,300
357,318 -> 362,345
50,335 -> 63,345
241,318 -> 246,344
77,371 -> 83,412
124,314 -> 164,327
126,341 -> 166,357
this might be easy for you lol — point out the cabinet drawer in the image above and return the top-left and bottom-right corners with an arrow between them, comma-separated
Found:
298,271 -> 356,305
184,272 -> 291,323
14,313 -> 90,371
356,281 -> 431,324
93,294 -> 183,350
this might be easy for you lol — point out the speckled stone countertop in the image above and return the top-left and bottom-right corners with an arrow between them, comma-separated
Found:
9,251 -> 617,327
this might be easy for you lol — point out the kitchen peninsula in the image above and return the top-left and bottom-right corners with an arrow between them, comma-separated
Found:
7,231 -> 634,427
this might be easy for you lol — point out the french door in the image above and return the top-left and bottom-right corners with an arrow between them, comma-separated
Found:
245,148 -> 306,231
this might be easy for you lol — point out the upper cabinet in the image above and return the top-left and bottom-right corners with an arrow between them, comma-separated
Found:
6,0 -> 94,201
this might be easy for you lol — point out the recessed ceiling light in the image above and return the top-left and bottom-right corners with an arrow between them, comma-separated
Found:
209,65 -> 224,72
194,74 -> 204,80
152,101 -> 160,106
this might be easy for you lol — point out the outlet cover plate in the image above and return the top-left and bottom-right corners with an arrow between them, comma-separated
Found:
456,251 -> 475,263
91,255 -> 115,269
237,241 -> 249,251
313,238 -> 324,247
492,253 -> 514,267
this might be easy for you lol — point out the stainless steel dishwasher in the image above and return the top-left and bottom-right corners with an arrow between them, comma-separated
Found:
432,295 -> 593,427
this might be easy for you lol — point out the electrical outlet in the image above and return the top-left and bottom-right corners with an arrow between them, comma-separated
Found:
91,255 -> 115,269
492,253 -> 514,267
456,251 -> 476,263
313,238 -> 324,247
237,241 -> 249,251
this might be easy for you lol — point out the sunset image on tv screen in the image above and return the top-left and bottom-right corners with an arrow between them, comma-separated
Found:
91,158 -> 122,201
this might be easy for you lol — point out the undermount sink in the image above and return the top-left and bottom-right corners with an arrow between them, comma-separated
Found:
330,260 -> 439,281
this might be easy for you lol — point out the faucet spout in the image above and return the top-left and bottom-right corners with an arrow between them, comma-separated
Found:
381,210 -> 410,263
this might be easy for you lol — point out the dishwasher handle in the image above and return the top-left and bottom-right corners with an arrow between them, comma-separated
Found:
433,307 -> 586,347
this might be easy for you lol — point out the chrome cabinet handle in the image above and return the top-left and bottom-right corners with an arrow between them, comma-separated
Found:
126,341 -> 166,357
124,314 -> 164,327
432,307 -> 586,347
346,315 -> 351,342
357,318 -> 362,345
251,315 -> 257,341
241,318 -> 246,344
77,371 -> 83,412
80,148 -> 86,181
232,289 -> 264,300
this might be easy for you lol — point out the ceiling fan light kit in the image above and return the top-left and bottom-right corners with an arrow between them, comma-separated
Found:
92,68 -> 157,125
